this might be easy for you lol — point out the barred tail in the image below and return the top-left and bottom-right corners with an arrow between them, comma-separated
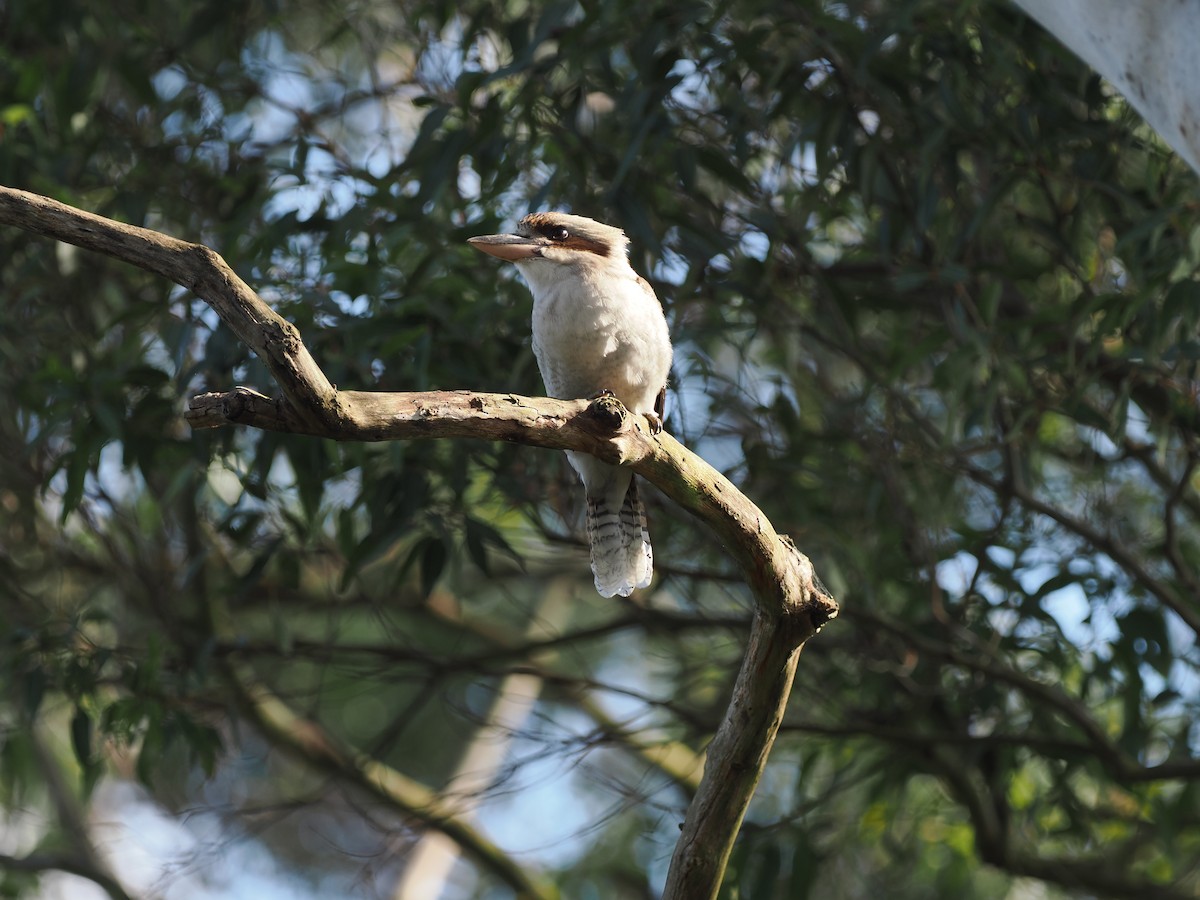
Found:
585,476 -> 653,598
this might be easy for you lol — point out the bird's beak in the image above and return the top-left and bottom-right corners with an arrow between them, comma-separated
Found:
467,233 -> 545,262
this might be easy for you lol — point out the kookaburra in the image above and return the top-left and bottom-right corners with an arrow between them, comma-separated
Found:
468,212 -> 673,598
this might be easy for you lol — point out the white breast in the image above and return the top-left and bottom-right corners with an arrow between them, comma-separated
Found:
517,256 -> 671,417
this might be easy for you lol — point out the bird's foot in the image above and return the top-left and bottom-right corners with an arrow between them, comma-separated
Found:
586,390 -> 627,430
642,410 -> 664,434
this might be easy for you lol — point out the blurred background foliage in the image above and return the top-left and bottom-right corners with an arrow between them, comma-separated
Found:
2,0 -> 1199,897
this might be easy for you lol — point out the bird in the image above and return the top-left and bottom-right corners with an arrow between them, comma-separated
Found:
468,212 -> 673,598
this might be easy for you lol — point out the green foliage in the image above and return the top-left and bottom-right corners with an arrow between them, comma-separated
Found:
1,0 -> 1199,897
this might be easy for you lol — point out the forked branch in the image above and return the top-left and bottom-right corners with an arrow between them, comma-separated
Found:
0,184 -> 838,900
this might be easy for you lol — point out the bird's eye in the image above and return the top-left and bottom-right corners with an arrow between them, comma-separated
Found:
549,226 -> 570,241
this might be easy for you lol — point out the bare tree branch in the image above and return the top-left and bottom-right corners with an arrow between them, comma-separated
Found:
220,653 -> 556,899
663,613 -> 809,898
392,580 -> 573,900
0,183 -> 839,900
416,588 -> 709,795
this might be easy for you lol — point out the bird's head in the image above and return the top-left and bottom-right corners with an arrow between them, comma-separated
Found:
468,212 -> 630,291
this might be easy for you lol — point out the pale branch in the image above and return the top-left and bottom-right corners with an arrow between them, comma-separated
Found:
222,658 -> 557,900
1011,0 -> 1200,176
0,184 -> 839,900
190,522 -> 556,897
0,186 -> 339,431
417,590 -> 708,796
664,614 -> 807,898
188,387 -> 837,627
392,580 -> 573,900
574,693 -> 705,796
